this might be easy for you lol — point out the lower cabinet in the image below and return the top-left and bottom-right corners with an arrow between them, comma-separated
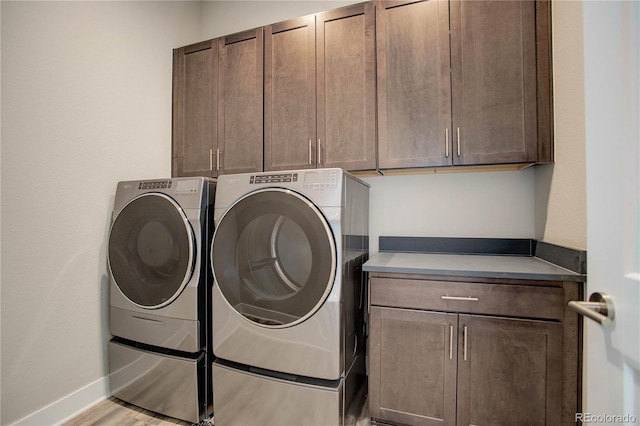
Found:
368,275 -> 578,426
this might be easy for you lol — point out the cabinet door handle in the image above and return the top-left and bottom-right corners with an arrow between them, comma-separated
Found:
457,127 -> 461,157
318,139 -> 322,165
463,325 -> 468,361
445,128 -> 449,158
209,149 -> 213,171
449,325 -> 454,360
216,148 -> 220,171
441,295 -> 479,302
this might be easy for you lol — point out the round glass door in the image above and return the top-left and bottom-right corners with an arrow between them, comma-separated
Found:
211,188 -> 336,328
108,193 -> 195,309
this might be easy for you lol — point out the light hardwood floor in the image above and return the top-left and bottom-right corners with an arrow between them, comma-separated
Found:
63,396 -> 371,426
63,398 -> 195,426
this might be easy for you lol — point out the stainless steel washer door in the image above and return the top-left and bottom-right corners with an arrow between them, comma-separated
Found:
108,193 -> 195,309
212,188 -> 336,328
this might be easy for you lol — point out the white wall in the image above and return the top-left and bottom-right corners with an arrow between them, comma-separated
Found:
199,1 -> 360,40
535,0 -> 587,251
0,2 -> 200,424
363,170 -> 536,253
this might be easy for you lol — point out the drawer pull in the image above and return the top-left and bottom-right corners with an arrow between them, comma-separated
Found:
441,295 -> 479,302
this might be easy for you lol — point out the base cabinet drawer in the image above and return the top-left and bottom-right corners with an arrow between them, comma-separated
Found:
371,277 -> 564,320
369,307 -> 563,426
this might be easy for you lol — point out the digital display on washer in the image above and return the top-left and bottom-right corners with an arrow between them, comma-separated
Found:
139,180 -> 172,190
250,173 -> 298,184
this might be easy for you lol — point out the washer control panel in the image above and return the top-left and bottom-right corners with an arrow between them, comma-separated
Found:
138,180 -> 172,190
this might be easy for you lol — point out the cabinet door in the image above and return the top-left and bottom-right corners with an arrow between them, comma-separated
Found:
218,29 -> 264,175
456,315 -> 562,426
370,307 -> 457,426
450,0 -> 537,165
264,17 -> 316,172
317,2 -> 377,171
377,0 -> 452,169
172,40 -> 217,177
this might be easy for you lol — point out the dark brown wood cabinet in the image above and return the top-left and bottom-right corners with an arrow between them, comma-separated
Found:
174,0 -> 553,176
264,3 -> 376,172
456,315 -> 562,426
376,0 -> 451,169
370,307 -> 457,425
172,30 -> 263,178
376,0 -> 552,170
172,40 -> 218,177
217,29 -> 264,175
369,274 -> 578,426
264,16 -> 316,171
316,3 -> 377,171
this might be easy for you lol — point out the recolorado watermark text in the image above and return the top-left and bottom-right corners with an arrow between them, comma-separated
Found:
575,413 -> 637,423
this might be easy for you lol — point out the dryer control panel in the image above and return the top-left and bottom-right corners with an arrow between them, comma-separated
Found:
250,173 -> 298,184
303,170 -> 339,189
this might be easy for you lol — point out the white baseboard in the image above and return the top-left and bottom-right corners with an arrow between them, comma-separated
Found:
11,376 -> 110,426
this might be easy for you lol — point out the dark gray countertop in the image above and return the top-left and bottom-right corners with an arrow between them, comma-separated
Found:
363,252 -> 585,282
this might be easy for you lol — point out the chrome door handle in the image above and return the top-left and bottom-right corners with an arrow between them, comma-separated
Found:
568,292 -> 615,327
445,128 -> 449,158
449,325 -> 454,360
308,140 -> 313,165
463,325 -> 468,361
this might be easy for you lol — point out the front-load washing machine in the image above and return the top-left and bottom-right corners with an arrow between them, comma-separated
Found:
210,168 -> 369,425
107,177 -> 215,424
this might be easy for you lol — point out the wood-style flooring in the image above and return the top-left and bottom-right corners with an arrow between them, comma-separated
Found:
63,396 -> 371,426
63,398 -> 194,426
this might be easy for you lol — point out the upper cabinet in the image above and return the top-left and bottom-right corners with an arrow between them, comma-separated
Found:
377,0 -> 552,169
376,0 -> 451,169
264,16 -> 316,171
173,0 -> 553,177
172,31 -> 264,178
218,29 -> 264,175
450,0 -> 538,165
264,3 -> 377,172
316,4 -> 377,171
172,40 -> 218,177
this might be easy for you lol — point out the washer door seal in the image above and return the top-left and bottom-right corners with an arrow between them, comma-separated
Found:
108,193 -> 195,309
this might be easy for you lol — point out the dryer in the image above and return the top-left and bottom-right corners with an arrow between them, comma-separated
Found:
107,177 -> 215,424
210,168 -> 368,425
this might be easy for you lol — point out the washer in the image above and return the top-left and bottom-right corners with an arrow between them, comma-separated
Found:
210,168 -> 368,425
107,177 -> 215,424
